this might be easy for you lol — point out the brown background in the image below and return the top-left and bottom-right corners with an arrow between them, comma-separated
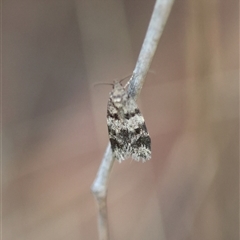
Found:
3,0 -> 239,240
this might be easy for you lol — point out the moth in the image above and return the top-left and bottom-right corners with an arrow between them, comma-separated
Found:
107,79 -> 151,162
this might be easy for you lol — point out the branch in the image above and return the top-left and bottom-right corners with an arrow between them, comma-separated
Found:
91,1 -> 175,239
128,0 -> 175,99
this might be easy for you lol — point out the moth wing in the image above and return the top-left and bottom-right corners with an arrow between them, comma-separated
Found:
107,99 -> 131,162
107,95 -> 151,162
125,98 -> 151,162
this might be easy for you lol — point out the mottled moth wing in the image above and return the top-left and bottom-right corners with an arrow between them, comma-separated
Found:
107,81 -> 151,162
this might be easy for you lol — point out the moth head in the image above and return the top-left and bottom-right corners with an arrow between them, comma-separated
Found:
110,80 -> 128,108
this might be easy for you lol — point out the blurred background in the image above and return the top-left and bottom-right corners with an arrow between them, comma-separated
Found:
2,0 -> 239,239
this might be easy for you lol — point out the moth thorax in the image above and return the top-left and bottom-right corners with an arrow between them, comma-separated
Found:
112,93 -> 127,108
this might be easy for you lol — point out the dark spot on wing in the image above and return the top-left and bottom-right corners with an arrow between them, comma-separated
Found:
107,110 -> 120,120
110,138 -> 121,150
135,128 -> 141,134
130,112 -> 135,117
113,114 -> 119,120
120,129 -> 129,139
125,113 -> 130,119
124,111 -> 136,119
132,135 -> 151,150
108,126 -> 116,136
140,123 -> 148,132
135,109 -> 140,114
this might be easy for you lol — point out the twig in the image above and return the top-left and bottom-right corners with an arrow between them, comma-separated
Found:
128,0 -> 175,99
91,0 -> 175,239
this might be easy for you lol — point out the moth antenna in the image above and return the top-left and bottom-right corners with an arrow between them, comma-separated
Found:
119,74 -> 133,84
119,69 -> 155,87
119,69 -> 154,84
93,82 -> 114,88
93,74 -> 132,89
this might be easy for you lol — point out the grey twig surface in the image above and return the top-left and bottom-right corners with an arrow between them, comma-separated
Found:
128,0 -> 175,100
91,1 -> 175,239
